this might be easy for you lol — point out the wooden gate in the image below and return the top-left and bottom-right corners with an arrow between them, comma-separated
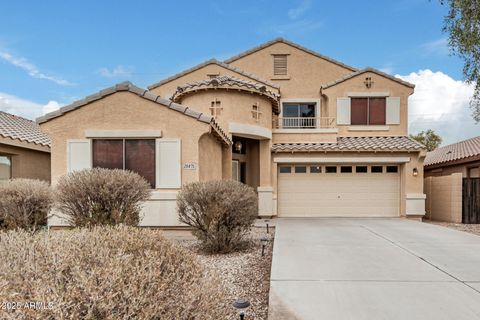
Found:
463,178 -> 480,223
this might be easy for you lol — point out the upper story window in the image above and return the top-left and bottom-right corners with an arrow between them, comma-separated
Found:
282,103 -> 316,128
0,155 -> 11,181
92,139 -> 155,188
252,103 -> 262,121
351,97 -> 386,125
210,99 -> 222,118
273,54 -> 288,75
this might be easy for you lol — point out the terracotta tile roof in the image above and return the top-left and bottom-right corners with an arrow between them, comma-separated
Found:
0,111 -> 51,146
321,67 -> 415,89
147,59 -> 279,90
171,75 -> 280,112
36,82 -> 231,146
272,136 -> 425,152
424,136 -> 480,167
224,38 -> 358,72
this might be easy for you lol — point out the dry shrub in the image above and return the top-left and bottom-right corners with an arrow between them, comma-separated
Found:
177,180 -> 258,253
0,226 -> 229,319
56,168 -> 151,227
0,179 -> 53,231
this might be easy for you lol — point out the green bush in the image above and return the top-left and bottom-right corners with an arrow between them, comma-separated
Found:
0,178 -> 53,231
177,180 -> 258,253
0,226 -> 229,319
55,168 -> 151,227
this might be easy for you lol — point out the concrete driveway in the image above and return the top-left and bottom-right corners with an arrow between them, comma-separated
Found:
269,218 -> 480,320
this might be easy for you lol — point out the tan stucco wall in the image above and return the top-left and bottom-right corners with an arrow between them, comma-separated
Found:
178,90 -> 273,134
424,173 -> 463,223
198,133 -> 223,181
40,91 -> 216,185
425,160 -> 480,178
227,42 -> 354,98
0,143 -> 50,182
322,71 -> 413,137
150,63 -> 278,99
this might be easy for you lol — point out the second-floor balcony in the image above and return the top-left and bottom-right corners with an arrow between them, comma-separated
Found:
273,117 -> 336,129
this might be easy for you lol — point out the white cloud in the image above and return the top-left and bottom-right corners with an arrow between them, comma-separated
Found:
379,65 -> 394,75
288,0 -> 311,20
396,69 -> 478,145
97,65 -> 133,78
0,92 -> 61,120
0,50 -> 74,86
420,38 -> 449,56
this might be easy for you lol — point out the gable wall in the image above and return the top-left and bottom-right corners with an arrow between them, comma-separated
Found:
40,91 -> 215,184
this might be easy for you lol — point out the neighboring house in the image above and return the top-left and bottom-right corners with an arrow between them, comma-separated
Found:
424,136 -> 480,178
424,136 -> 480,223
0,111 -> 51,182
38,38 -> 427,227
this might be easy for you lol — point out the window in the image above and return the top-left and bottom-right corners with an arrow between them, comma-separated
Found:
371,166 -> 383,173
325,166 -> 337,173
273,54 -> 288,75
282,103 -> 316,128
295,166 -> 307,173
356,166 -> 368,173
210,99 -> 222,117
252,103 -> 262,121
92,139 -> 155,188
310,166 -> 322,173
350,97 -> 386,125
279,166 -> 292,173
386,166 -> 398,173
0,155 -> 11,181
340,166 -> 353,173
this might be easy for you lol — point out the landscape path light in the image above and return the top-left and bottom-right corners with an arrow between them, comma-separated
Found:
261,236 -> 268,257
233,298 -> 250,320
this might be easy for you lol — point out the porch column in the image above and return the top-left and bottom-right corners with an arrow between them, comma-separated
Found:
258,139 -> 273,216
222,146 -> 232,180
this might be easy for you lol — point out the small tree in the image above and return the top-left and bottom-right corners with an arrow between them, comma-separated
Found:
0,179 -> 53,232
55,168 -> 151,227
410,129 -> 443,151
177,180 -> 258,253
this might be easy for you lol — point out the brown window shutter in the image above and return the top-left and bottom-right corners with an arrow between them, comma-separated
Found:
92,139 -> 124,169
273,55 -> 288,75
350,98 -> 368,125
369,98 -> 386,125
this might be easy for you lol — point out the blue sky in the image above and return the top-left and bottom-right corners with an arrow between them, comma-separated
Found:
0,0 -> 477,144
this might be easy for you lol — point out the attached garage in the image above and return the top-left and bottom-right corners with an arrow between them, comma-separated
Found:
277,164 -> 400,217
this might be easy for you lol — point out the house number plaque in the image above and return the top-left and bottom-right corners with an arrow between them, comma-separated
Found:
183,162 -> 197,170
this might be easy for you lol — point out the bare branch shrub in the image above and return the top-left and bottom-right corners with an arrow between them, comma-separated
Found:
177,180 -> 258,253
0,226 -> 229,319
55,168 -> 151,227
0,179 -> 53,231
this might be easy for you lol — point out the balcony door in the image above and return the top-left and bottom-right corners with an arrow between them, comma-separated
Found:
282,103 -> 316,128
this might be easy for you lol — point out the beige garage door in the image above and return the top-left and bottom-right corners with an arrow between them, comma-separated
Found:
277,164 -> 400,217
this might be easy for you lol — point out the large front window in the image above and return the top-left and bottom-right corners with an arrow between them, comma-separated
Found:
0,155 -> 11,181
351,97 -> 386,125
282,103 -> 316,128
92,139 -> 155,188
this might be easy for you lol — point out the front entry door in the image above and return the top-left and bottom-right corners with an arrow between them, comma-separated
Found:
232,160 -> 246,184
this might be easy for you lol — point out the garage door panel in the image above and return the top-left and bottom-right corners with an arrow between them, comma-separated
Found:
278,165 -> 400,217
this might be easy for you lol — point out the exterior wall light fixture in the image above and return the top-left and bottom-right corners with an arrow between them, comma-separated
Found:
413,167 -> 418,177
234,141 -> 243,152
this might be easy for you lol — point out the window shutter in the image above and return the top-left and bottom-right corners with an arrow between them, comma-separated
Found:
273,55 -> 288,75
67,139 -> 91,172
386,97 -> 401,124
156,139 -> 181,188
336,97 -> 351,125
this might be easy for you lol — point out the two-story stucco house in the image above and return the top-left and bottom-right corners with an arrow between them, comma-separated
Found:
38,38 -> 427,227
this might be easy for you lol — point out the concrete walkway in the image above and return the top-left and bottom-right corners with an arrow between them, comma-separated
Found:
269,218 -> 480,320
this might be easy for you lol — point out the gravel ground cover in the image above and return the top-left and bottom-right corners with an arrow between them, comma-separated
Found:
424,220 -> 480,236
168,227 -> 274,320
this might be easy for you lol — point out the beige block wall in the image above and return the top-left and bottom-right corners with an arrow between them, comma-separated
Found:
424,173 -> 463,223
150,63 -> 278,99
0,143 -> 51,182
322,71 -> 413,137
40,91 -> 213,185
179,90 -> 273,134
227,42 -> 354,98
